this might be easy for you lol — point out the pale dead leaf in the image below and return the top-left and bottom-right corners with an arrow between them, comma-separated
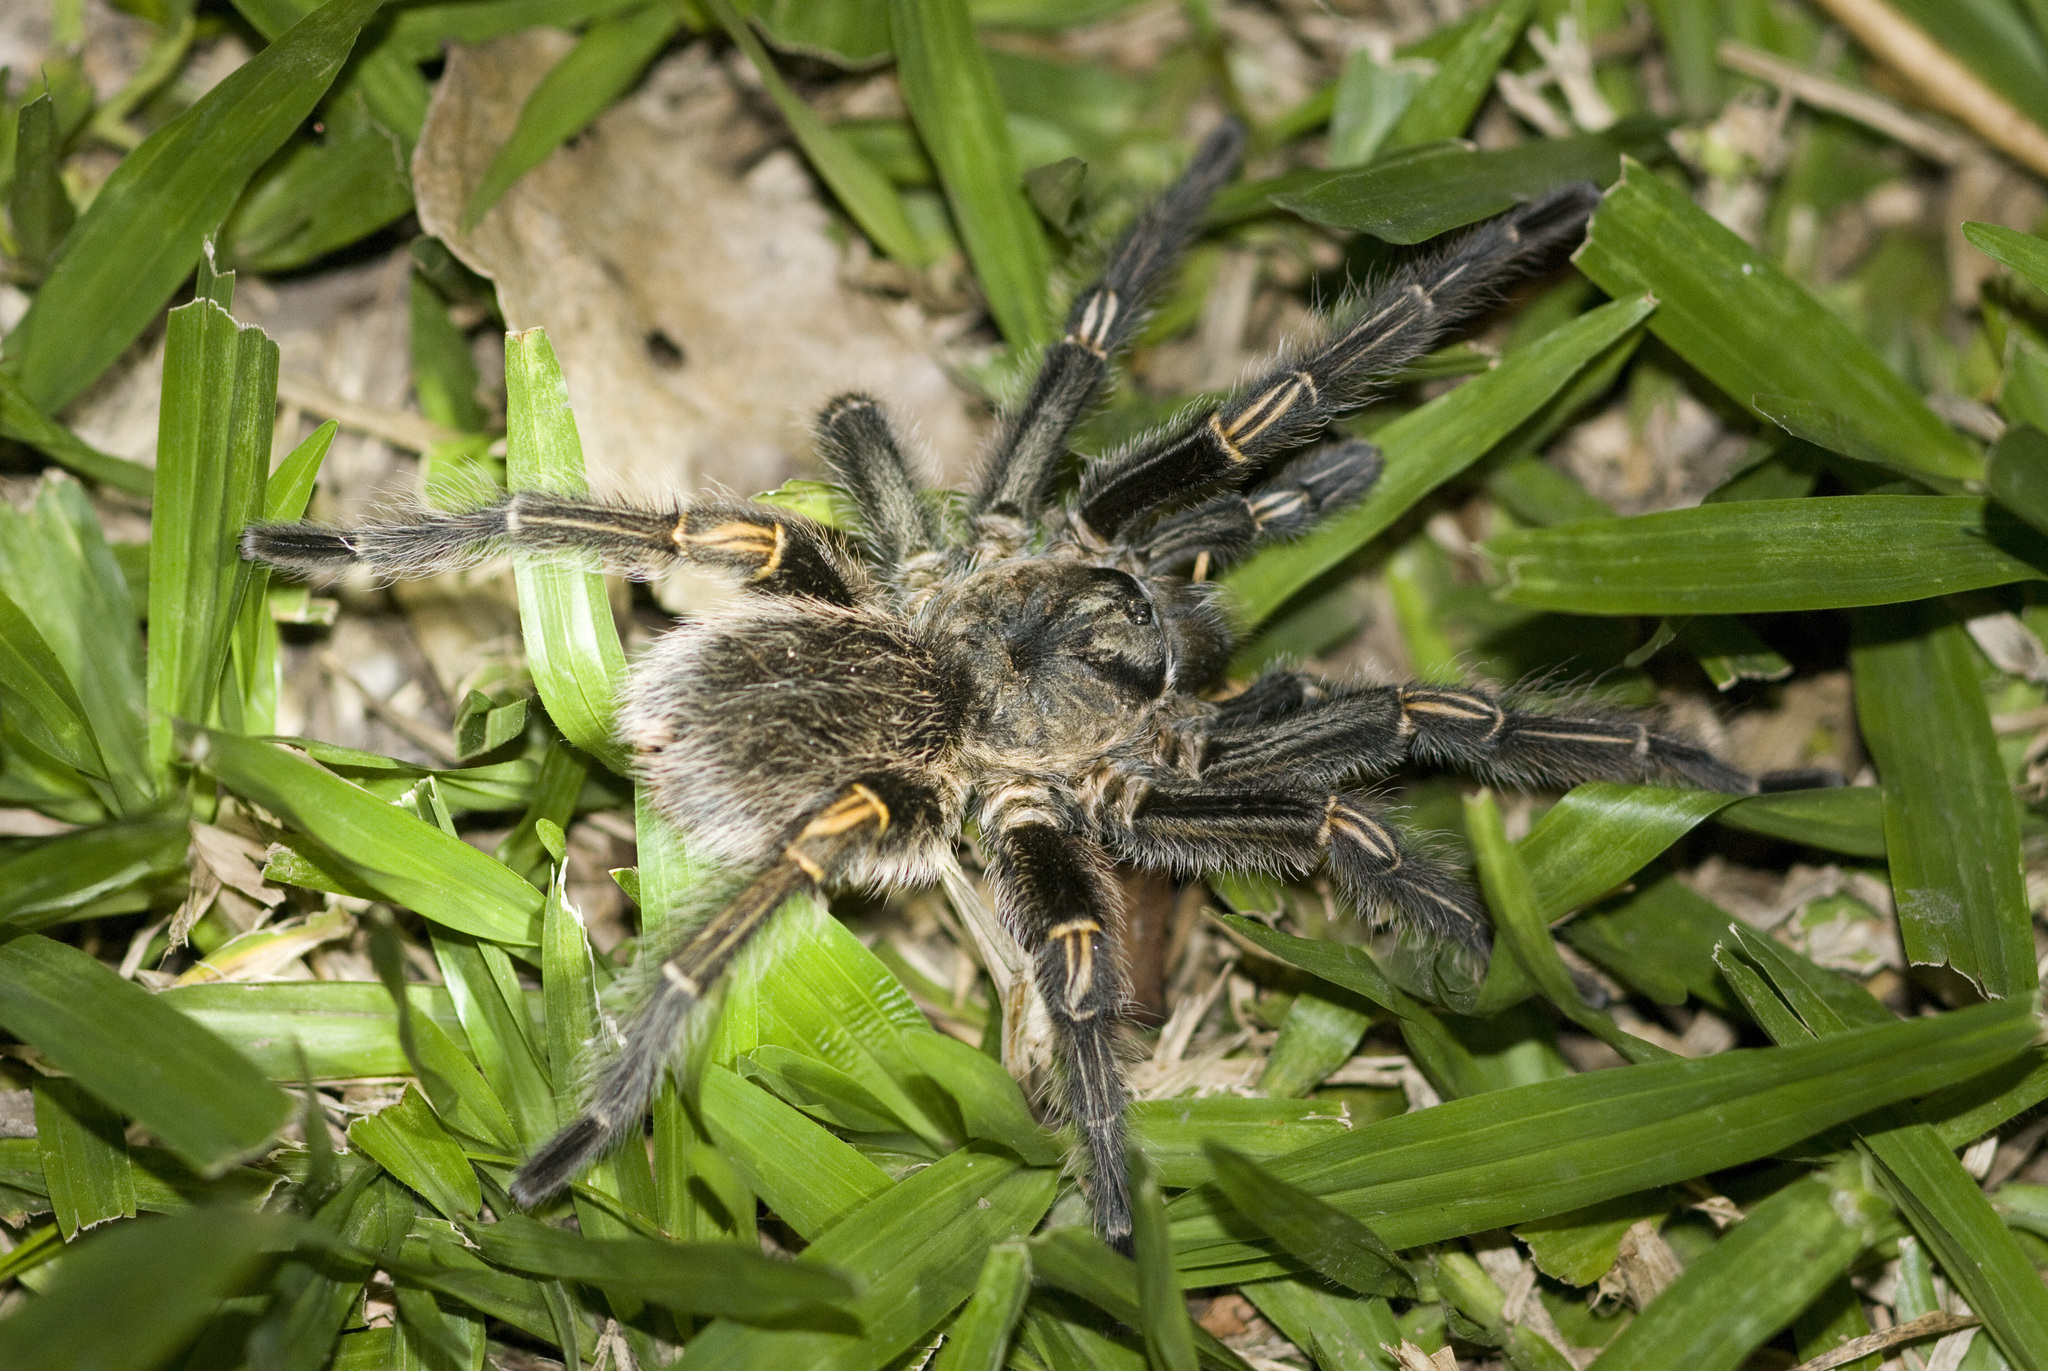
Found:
412,35 -> 979,499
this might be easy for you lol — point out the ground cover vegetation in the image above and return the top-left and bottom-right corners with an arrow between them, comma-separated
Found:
2,0 -> 2048,1367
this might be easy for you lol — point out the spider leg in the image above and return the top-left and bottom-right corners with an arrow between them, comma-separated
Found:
980,802 -> 1134,1252
1100,781 -> 1490,953
243,494 -> 866,604
814,394 -> 941,568
972,122 -> 1246,531
1193,673 -> 1755,794
511,773 -> 942,1208
1075,183 -> 1602,540
1129,437 -> 1382,578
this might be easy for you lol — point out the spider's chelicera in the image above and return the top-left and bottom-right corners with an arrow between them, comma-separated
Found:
244,126 -> 1762,1250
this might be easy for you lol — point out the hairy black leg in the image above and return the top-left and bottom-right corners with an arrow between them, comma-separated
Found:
1132,438 -> 1382,578
980,814 -> 1133,1253
1076,183 -> 1602,539
512,774 -> 938,1208
1190,672 -> 1754,793
973,122 -> 1246,529
815,394 -> 940,569
1103,783 -> 1489,952
243,493 -> 866,605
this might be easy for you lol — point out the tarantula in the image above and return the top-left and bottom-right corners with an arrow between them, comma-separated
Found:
245,124 -> 1762,1250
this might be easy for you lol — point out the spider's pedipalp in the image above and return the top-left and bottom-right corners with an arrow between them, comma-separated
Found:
974,122 -> 1246,527
1132,437 -> 1383,578
1075,182 -> 1602,539
980,813 -> 1134,1252
815,394 -> 940,569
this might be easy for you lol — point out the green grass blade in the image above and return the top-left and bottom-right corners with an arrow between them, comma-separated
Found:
1257,991 -> 1370,1098
1204,1144 -> 1413,1298
684,1147 -> 1061,1370
1241,1275 -> 1402,1371
1213,914 -> 1481,1100
431,933 -> 556,1143
462,2 -> 682,230
712,0 -> 932,268
1272,122 -> 1663,244
1989,423 -> 2048,538
1851,600 -> 2036,999
0,588 -> 113,801
349,1084 -> 482,1222
1131,1098 -> 1351,1189
0,818 -> 189,931
0,933 -> 291,1176
1575,159 -> 1979,483
203,730 -> 543,946
470,1212 -> 856,1322
1516,782 -> 1735,919
1384,0 -> 1533,148
1223,293 -> 1655,628
0,0 -> 383,413
1487,497 -> 2046,614
1468,790 -> 1668,1064
1168,998 -> 2035,1274
699,1062 -> 893,1240
1966,221 -> 2048,295
147,299 -> 277,770
1027,1228 -> 1254,1369
1712,787 -> 1887,858
32,1077 -> 137,1240
1133,1151 -> 1199,1371
0,1208 -> 295,1371
503,327 -> 629,771
889,0 -> 1054,349
8,95 -> 75,278
223,80 -> 416,273
1589,1172 -> 1879,1371
931,1241 -> 1032,1371
0,372 -> 154,497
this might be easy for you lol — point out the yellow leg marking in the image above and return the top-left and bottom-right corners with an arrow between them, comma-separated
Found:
1222,372 -> 1317,446
661,962 -> 701,996
1400,690 -> 1501,722
1049,920 -> 1102,1012
1207,412 -> 1247,463
799,783 -> 891,840
1515,728 -> 1634,747
519,514 -> 644,538
1329,803 -> 1401,868
675,520 -> 780,562
750,521 -> 787,581
1191,549 -> 1211,583
785,847 -> 825,881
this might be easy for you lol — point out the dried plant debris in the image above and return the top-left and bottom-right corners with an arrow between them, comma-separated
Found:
9,0 -> 2048,1368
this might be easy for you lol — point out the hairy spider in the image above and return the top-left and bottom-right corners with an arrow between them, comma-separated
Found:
244,124 -> 1762,1251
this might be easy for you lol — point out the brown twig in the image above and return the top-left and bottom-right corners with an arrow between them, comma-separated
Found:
1806,0 -> 2048,178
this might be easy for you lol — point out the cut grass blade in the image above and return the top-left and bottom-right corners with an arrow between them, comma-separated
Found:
931,1241 -> 1032,1371
0,934 -> 292,1176
1224,293 -> 1655,628
1576,159 -> 1980,484
147,298 -> 277,771
889,0 -> 1053,349
0,0 -> 382,413
503,328 -> 629,771
462,2 -> 682,230
347,1084 -> 481,1222
1851,600 -> 2036,999
1487,497 -> 2046,614
32,1076 -> 137,1241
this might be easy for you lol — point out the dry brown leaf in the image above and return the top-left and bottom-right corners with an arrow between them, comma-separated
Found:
412,35 -> 979,499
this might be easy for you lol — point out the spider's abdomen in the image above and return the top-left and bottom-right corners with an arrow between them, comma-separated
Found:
621,603 -> 968,879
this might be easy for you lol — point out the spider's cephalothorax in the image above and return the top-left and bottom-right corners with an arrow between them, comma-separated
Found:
244,126 -> 1760,1250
